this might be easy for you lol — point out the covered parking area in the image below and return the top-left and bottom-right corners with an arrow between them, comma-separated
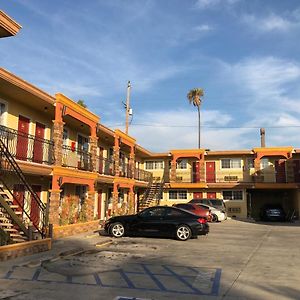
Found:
247,188 -> 300,221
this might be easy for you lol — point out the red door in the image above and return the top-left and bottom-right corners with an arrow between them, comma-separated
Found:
275,160 -> 286,183
13,184 -> 25,213
193,192 -> 203,199
192,162 -> 200,183
30,185 -> 41,228
16,116 -> 30,161
33,122 -> 45,163
97,189 -> 102,219
294,160 -> 300,183
206,162 -> 216,183
207,192 -> 216,199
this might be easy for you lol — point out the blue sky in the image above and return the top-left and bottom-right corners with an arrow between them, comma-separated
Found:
1,0 -> 300,152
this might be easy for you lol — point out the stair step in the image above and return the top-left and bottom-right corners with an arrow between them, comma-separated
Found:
9,205 -> 19,209
0,223 -> 13,227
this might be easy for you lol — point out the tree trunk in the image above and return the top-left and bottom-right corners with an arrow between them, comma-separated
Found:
197,105 -> 201,149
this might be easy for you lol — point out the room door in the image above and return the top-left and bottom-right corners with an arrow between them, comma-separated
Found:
16,116 -> 30,160
33,122 -> 45,163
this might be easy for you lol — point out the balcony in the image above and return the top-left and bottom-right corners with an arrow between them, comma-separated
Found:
96,156 -> 115,176
134,169 -> 152,182
119,162 -> 131,178
0,125 -> 54,165
62,145 -> 92,171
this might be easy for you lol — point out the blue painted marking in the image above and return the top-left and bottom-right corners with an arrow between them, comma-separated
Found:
94,273 -> 103,286
4,266 -> 16,279
211,268 -> 222,296
141,264 -> 167,291
119,269 -> 135,289
32,267 -> 41,281
162,265 -> 203,295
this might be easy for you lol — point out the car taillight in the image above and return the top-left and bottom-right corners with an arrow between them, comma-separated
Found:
197,218 -> 207,224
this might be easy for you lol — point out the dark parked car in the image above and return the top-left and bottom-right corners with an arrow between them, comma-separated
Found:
260,204 -> 286,221
172,203 -> 212,222
189,198 -> 226,211
103,206 -> 209,241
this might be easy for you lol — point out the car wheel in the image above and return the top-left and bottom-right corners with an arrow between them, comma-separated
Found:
109,222 -> 125,238
212,214 -> 218,222
176,225 -> 191,241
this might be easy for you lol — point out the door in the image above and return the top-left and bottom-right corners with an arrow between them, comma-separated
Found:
97,189 -> 102,219
33,122 -> 45,163
207,192 -> 216,199
294,160 -> 300,183
30,185 -> 41,228
193,192 -> 203,199
13,184 -> 25,213
275,160 -> 286,183
16,116 -> 30,161
192,162 -> 200,183
78,135 -> 89,169
206,162 -> 216,183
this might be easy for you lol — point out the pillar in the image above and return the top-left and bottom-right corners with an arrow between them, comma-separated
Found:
199,155 -> 205,182
112,183 -> 119,216
48,189 -> 61,225
128,185 -> 135,214
129,146 -> 135,178
86,183 -> 95,221
53,121 -> 64,166
89,124 -> 98,173
170,157 -> 177,182
114,136 -> 120,177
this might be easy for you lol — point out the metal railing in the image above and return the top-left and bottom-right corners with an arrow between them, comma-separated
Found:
119,162 -> 131,178
96,156 -> 115,176
134,169 -> 153,182
0,125 -> 54,165
62,145 -> 92,171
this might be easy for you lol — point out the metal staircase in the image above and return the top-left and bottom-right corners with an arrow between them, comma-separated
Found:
139,177 -> 165,211
0,137 -> 48,244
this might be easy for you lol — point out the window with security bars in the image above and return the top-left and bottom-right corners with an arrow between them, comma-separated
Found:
169,190 -> 187,200
177,159 -> 188,169
223,190 -> 243,200
145,160 -> 164,170
221,158 -> 242,169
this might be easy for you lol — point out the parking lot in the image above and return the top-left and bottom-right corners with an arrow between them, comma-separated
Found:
1,219 -> 300,300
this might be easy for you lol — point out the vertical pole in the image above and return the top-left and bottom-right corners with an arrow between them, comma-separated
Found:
125,81 -> 131,135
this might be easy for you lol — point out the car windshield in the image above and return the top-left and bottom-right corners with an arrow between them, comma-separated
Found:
139,207 -> 166,218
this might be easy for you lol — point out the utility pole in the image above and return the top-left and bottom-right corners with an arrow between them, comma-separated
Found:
125,81 -> 131,135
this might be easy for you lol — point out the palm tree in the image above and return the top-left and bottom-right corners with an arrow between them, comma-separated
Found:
77,99 -> 87,108
187,88 -> 204,149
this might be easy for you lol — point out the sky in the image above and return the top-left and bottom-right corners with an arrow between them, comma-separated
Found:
1,0 -> 300,152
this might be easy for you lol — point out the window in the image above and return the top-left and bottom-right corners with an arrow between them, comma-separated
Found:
260,158 -> 269,169
169,190 -> 187,200
247,158 -> 254,169
223,190 -> 243,201
63,128 -> 68,146
145,160 -> 164,170
139,207 -> 166,218
221,158 -> 241,169
177,159 -> 188,169
0,102 -> 6,126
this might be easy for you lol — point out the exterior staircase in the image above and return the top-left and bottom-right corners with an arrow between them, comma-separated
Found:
0,136 -> 48,244
139,177 -> 165,211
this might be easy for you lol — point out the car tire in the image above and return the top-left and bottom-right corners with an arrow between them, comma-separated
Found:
212,214 -> 218,222
109,222 -> 125,238
176,225 -> 191,241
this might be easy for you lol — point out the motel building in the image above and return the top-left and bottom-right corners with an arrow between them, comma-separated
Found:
1,10 -> 300,247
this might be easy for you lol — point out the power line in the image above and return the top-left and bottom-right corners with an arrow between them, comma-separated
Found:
105,123 -> 300,129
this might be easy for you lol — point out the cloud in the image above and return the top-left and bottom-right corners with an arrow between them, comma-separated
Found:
195,0 -> 240,10
242,13 -> 300,33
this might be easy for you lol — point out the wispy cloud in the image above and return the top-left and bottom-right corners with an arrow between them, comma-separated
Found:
195,0 -> 240,10
242,13 -> 300,32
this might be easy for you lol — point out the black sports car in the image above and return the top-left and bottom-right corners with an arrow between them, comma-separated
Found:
103,206 -> 209,241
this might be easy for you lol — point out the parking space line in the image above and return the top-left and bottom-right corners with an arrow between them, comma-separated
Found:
119,270 -> 135,289
141,264 -> 167,291
31,268 -> 41,281
211,268 -> 222,296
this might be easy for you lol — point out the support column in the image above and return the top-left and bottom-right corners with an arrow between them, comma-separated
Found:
128,185 -> 135,214
170,157 -> 177,182
86,183 -> 95,221
112,183 -> 119,216
114,136 -> 120,177
53,121 -> 64,166
48,189 -> 61,225
129,146 -> 135,179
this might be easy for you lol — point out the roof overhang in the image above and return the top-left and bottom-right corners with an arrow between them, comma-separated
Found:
0,10 -> 22,38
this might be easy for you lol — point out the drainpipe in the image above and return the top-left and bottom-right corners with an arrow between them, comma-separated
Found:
260,128 -> 266,148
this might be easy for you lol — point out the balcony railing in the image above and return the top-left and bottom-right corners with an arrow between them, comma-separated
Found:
134,169 -> 152,182
0,125 -> 54,165
62,145 -> 92,171
119,162 -> 131,178
96,156 -> 115,176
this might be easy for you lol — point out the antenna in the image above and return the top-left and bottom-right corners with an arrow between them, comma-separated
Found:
125,81 -> 131,135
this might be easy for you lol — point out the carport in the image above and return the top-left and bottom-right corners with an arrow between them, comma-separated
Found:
247,189 -> 299,220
